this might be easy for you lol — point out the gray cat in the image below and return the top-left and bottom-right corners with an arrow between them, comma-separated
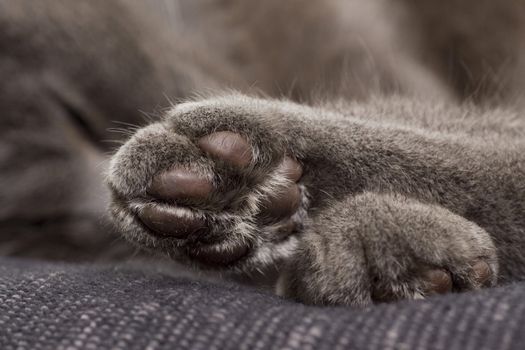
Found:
1,0 -> 525,306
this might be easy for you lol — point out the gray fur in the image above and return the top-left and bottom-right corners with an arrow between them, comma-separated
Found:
1,0 -> 525,306
279,192 -> 498,305
109,94 -> 525,305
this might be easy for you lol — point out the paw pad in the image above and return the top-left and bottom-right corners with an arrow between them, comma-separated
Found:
424,269 -> 453,295
198,131 -> 253,167
138,205 -> 207,238
149,168 -> 213,201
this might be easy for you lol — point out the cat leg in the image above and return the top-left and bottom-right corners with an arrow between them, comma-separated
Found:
278,191 -> 497,306
108,93 -> 525,278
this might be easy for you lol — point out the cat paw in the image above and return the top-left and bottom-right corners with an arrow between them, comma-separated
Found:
278,192 -> 498,306
107,97 -> 309,270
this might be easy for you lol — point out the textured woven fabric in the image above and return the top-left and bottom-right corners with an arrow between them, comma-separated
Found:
1,257 -> 525,350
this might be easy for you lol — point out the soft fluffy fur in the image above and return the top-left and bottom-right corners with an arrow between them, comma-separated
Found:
1,0 -> 524,306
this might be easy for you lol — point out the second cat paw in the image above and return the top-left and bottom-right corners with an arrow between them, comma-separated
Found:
278,192 -> 498,306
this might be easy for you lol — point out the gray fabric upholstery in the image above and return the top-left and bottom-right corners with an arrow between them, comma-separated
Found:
1,257 -> 524,350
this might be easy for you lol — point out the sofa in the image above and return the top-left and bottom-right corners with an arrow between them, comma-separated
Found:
2,257 -> 524,350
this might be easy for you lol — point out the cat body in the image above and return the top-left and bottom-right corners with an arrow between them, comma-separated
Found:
1,0 -> 525,306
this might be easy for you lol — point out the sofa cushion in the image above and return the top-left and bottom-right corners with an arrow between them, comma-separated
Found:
1,257 -> 524,350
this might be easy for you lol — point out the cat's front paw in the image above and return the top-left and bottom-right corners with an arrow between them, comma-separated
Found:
279,192 -> 498,306
107,97 -> 309,271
